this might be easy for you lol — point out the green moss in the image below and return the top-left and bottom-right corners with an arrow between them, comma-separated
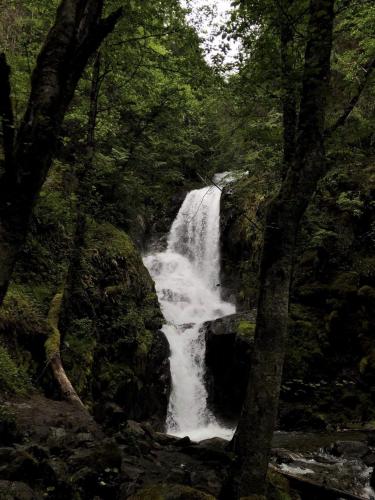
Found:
267,470 -> 292,500
0,286 -> 47,337
62,220 -> 164,412
237,320 -> 256,337
336,191 -> 364,217
63,318 -> 96,397
0,344 -> 30,395
45,293 -> 63,359
330,271 -> 359,295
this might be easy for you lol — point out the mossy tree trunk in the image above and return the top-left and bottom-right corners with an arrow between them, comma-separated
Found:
46,293 -> 85,409
0,0 -> 122,305
234,0 -> 335,496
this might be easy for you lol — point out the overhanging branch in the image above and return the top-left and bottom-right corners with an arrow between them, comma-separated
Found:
325,56 -> 375,137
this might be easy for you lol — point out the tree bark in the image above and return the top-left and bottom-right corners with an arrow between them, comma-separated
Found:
234,0 -> 335,496
87,51 -> 102,153
46,292 -> 85,409
0,0 -> 122,305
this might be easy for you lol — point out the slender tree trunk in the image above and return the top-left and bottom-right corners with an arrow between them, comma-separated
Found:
46,292 -> 85,409
0,0 -> 122,305
234,0 -> 335,496
87,51 -> 102,154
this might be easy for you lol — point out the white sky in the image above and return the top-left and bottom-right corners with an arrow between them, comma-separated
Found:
183,0 -> 240,65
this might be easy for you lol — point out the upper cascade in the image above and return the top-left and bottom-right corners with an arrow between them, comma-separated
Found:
144,172 -> 236,441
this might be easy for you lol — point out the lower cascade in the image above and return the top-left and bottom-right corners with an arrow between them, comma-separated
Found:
144,173 -> 235,441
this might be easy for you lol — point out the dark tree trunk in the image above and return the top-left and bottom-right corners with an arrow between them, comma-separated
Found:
87,51 -> 102,154
0,0 -> 122,305
233,0 -> 335,496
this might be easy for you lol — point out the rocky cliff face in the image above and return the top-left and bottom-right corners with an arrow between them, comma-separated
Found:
61,221 -> 171,430
217,161 -> 375,429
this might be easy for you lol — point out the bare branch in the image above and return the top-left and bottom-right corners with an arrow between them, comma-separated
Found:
197,172 -> 261,231
325,56 -> 375,137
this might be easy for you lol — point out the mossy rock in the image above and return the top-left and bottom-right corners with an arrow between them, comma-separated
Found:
237,320 -> 256,337
62,220 -> 170,427
258,472 -> 295,500
0,344 -> 30,396
128,484 -> 215,500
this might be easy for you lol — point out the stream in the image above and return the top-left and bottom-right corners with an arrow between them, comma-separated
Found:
144,173 -> 375,498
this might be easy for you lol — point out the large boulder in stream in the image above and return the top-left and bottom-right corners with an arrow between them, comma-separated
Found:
203,311 -> 256,421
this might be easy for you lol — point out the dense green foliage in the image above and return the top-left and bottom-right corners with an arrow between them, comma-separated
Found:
0,0 -> 374,432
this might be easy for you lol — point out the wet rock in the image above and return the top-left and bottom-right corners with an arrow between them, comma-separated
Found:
127,420 -> 146,438
204,311 -> 255,420
68,438 -> 122,471
0,412 -> 21,445
363,452 -> 375,467
0,449 -> 40,483
70,466 -> 98,492
47,427 -> 68,452
0,446 -> 15,464
198,437 -> 228,450
154,432 -> 179,446
176,436 -> 192,448
272,448 -> 296,465
190,469 -> 223,497
0,480 -> 35,500
182,440 -> 232,463
331,440 -> 369,458
24,444 -> 49,461
166,466 -> 192,485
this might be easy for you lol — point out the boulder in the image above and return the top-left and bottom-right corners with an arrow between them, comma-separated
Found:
0,481 -> 35,500
204,311 -> 255,420
60,222 -> 171,431
331,440 -> 369,459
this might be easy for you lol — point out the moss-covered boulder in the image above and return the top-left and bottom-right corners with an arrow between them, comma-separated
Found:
204,312 -> 255,421
61,220 -> 171,430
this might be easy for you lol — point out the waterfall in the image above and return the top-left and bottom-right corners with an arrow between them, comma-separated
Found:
143,173 -> 236,441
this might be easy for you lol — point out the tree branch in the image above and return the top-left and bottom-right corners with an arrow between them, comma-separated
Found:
0,53 -> 15,170
325,56 -> 375,137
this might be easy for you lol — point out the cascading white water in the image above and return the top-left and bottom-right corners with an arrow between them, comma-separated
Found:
143,172 -> 236,441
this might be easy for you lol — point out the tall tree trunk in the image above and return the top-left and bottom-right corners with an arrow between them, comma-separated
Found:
87,51 -> 102,155
0,0 -> 122,305
233,0 -> 335,496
